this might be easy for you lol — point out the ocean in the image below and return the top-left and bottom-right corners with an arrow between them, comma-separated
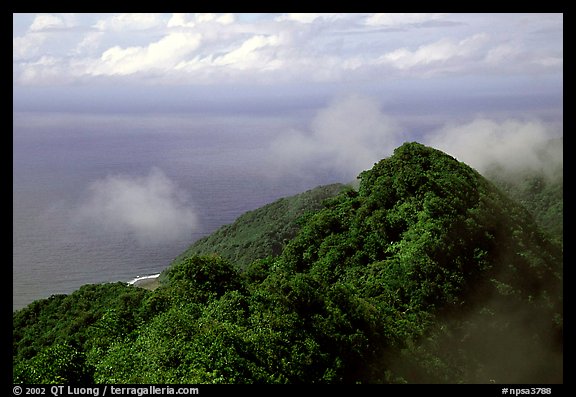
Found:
12,111 -> 340,311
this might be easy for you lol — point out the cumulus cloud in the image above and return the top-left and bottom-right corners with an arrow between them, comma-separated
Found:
14,13 -> 78,61
425,118 -> 563,176
13,33 -> 47,61
29,14 -> 67,31
75,167 -> 198,245
268,94 -> 403,180
167,13 -> 235,28
12,13 -> 563,86
93,13 -> 165,31
485,44 -> 522,65
378,33 -> 489,72
275,13 -> 350,24
212,34 -> 282,70
86,32 -> 202,76
75,31 -> 105,54
364,13 -> 447,27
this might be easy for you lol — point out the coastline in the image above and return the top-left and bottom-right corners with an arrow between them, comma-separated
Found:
127,273 -> 161,290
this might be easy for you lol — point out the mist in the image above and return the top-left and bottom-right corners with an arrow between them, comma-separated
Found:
267,94 -> 403,180
424,118 -> 563,178
265,94 -> 562,183
74,167 -> 199,245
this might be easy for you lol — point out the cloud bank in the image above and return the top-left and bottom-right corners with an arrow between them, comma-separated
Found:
75,167 -> 198,245
425,118 -> 563,176
268,95 -> 403,180
267,95 -> 562,181
13,13 -> 562,86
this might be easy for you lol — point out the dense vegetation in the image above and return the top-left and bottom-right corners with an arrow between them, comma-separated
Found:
487,138 -> 563,245
177,183 -> 346,270
13,142 -> 563,384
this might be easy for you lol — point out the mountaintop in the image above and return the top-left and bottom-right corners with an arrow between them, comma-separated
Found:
13,142 -> 563,384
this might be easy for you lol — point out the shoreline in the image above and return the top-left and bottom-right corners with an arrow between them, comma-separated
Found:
127,273 -> 161,290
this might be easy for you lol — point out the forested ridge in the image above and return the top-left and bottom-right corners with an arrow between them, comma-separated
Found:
13,142 -> 563,384
486,137 -> 563,246
176,183 -> 347,270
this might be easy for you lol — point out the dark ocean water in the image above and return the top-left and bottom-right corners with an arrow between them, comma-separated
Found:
12,111 -> 340,311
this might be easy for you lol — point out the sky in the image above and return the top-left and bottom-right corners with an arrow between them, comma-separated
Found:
12,12 -> 564,250
13,13 -> 562,111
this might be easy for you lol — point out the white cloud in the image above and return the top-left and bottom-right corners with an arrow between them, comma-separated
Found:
268,94 -> 402,179
94,13 -> 165,31
13,33 -> 47,61
365,13 -> 447,26
425,118 -> 562,175
532,56 -> 563,68
167,13 -> 235,28
267,94 -> 562,180
14,13 -> 77,61
167,13 -> 190,28
18,55 -> 79,85
275,13 -> 349,23
30,14 -> 66,31
196,13 -> 235,25
379,33 -> 489,71
13,13 -> 563,86
87,32 -> 202,76
485,44 -> 521,65
75,167 -> 199,245
75,31 -> 105,54
213,34 -> 282,69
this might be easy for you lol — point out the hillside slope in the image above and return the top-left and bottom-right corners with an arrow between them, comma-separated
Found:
176,183 -> 346,270
487,137 -> 563,245
274,141 -> 562,382
13,142 -> 563,384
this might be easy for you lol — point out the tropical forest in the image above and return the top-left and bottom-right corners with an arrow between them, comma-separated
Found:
13,141 -> 563,384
